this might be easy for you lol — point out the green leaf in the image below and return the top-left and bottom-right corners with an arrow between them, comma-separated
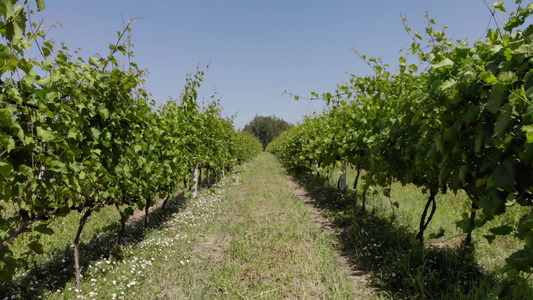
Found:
5,6 -> 27,42
0,158 -> 13,177
475,129 -> 484,152
383,187 -> 391,198
525,102 -> 533,121
410,109 -> 422,125
512,44 -> 533,63
0,108 -> 15,127
459,165 -> 467,185
484,235 -> 496,244
1,255 -> 19,267
117,44 -> 126,55
0,132 -> 15,153
101,223 -> 118,232
463,105 -> 480,124
518,211 -> 533,232
364,135 -> 375,144
440,79 -> 457,91
18,165 -> 33,178
0,0 -> 15,17
124,207 -> 134,218
523,125 -> 533,143
99,107 -> 110,119
432,58 -> 454,69
35,127 -> 55,142
498,71 -> 517,84
434,134 -> 443,153
89,57 -> 100,68
492,1 -> 506,12
479,70 -> 498,84
486,85 -> 507,113
523,143 -> 533,161
42,109 -> 55,119
67,127 -> 81,140
36,0 -> 45,11
22,73 -> 37,84
36,76 -> 51,88
50,160 -> 68,174
476,177 -> 488,187
28,240 -> 44,254
490,225 -> 513,235
443,127 -> 457,141
491,166 -> 513,191
480,190 -> 507,217
34,224 -> 54,235
456,213 -> 474,233
429,227 -> 445,239
90,127 -> 101,140
493,104 -> 512,138
456,47 -> 471,59
504,246 -> 533,273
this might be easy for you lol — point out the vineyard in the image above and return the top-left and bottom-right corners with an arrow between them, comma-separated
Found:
3,0 -> 533,299
267,0 -> 533,298
0,0 -> 262,297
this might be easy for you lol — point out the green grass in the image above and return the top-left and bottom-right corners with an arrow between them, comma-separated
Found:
367,181 -> 528,272
138,152 -> 362,299
2,153 -> 364,299
6,153 -> 530,299
293,161 -> 533,299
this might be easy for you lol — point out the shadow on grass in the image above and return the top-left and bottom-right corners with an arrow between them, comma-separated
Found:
291,170 -> 532,299
1,192 -> 189,299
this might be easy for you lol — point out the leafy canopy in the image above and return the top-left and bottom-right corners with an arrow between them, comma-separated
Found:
242,115 -> 292,150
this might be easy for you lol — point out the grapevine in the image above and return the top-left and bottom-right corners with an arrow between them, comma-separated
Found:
0,0 -> 262,290
269,0 -> 533,277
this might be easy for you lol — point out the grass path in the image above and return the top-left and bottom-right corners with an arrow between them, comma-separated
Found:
8,152 -> 533,299
147,151 -> 371,299
31,152 -> 373,299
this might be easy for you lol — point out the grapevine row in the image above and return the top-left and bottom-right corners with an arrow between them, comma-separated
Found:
0,0 -> 262,288
268,2 -> 533,276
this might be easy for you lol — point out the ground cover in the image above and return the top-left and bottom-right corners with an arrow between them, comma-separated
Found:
6,152 -> 529,299
4,152 -> 369,299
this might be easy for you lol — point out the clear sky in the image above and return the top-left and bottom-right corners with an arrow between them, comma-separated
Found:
31,0 -> 525,129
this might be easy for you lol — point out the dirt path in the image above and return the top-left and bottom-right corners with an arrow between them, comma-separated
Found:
180,152 -> 376,299
285,174 -> 375,298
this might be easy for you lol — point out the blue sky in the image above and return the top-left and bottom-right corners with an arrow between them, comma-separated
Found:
33,1 -> 524,129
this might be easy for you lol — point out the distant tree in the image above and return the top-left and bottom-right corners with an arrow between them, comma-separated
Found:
243,115 -> 292,151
